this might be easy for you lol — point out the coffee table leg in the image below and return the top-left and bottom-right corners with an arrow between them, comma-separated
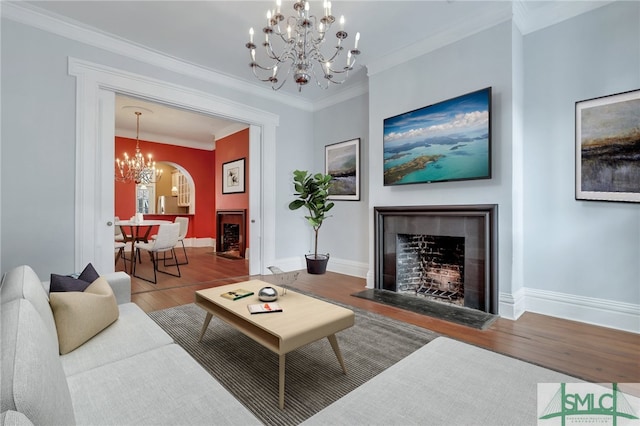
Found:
279,354 -> 286,409
198,313 -> 213,342
327,334 -> 348,374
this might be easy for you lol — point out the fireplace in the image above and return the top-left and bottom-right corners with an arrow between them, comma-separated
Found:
396,234 -> 465,306
216,209 -> 246,259
374,205 -> 498,314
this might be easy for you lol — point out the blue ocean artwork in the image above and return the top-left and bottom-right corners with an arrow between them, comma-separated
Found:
383,88 -> 491,185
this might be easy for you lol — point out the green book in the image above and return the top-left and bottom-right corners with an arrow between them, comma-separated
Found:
220,289 -> 254,301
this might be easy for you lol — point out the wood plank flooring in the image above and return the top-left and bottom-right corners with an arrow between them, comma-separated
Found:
123,247 -> 640,385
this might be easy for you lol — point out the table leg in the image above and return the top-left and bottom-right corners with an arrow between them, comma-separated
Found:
198,313 -> 213,342
327,334 -> 348,374
279,354 -> 286,409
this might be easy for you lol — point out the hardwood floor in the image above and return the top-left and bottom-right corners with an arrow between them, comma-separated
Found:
124,247 -> 640,385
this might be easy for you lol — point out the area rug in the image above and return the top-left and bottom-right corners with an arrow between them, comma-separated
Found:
352,288 -> 498,330
148,300 -> 439,426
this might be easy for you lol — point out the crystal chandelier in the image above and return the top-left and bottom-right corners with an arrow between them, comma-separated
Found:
246,0 -> 361,92
115,111 -> 162,184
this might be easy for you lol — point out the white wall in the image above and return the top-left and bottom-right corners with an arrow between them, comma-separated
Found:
522,1 -> 640,330
313,93 -> 370,277
364,2 -> 639,331
2,2 -> 638,332
367,21 -> 516,312
0,18 -> 315,278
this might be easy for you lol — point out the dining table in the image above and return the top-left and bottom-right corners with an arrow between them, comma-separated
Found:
115,219 -> 172,274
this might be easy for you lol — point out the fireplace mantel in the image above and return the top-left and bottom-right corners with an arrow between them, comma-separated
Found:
374,205 -> 498,314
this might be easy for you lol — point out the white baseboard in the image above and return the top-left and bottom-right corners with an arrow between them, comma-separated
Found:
499,287 -> 526,320
524,288 -> 640,334
326,257 -> 368,278
268,256 -> 305,273
185,237 -> 214,248
268,256 -> 368,279
219,252 -> 640,334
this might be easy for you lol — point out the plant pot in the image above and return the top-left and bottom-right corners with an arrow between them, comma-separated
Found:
305,253 -> 330,275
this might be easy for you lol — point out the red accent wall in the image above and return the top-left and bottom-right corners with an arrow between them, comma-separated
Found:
215,129 -> 250,245
115,129 -> 250,246
115,137 -> 216,239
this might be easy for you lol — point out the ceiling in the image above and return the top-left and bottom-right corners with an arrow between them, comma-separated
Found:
16,1 -> 612,149
115,95 -> 248,150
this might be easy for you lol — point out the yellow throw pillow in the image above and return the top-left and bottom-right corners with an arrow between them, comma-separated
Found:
49,276 -> 119,354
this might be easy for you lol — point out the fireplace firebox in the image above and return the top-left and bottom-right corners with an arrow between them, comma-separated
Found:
216,209 -> 246,259
374,205 -> 498,314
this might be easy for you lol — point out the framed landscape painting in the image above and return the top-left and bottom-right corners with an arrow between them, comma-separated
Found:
575,89 -> 640,203
222,158 -> 245,194
325,138 -> 360,201
383,87 -> 491,186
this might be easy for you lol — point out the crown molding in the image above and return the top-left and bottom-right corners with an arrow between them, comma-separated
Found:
367,6 -> 512,77
312,78 -> 369,111
3,1 -> 618,110
513,0 -> 614,35
368,1 -> 617,76
1,1 -> 315,111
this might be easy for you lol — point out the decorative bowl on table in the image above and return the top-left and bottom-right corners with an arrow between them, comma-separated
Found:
258,286 -> 278,302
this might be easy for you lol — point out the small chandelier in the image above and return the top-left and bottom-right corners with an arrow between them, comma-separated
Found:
246,0 -> 361,92
115,111 -> 162,184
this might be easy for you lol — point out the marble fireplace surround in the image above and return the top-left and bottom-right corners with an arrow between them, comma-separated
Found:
374,205 -> 498,314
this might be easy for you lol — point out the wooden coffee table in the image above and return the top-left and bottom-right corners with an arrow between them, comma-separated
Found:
195,280 -> 355,409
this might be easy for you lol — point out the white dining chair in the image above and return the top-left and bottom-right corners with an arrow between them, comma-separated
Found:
133,222 -> 181,284
115,241 -> 127,269
152,216 -> 190,266
114,216 -> 125,242
173,216 -> 189,265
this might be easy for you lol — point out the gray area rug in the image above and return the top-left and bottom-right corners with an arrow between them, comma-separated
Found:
148,300 -> 439,426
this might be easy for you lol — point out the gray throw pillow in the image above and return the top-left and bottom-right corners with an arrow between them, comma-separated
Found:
50,263 -> 100,292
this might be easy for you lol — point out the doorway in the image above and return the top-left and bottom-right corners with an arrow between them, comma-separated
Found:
70,58 -> 279,277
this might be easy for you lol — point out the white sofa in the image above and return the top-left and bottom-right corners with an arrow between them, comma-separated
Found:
0,265 -> 260,426
1,264 -> 582,426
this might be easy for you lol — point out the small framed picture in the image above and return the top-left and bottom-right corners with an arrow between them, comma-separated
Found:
325,138 -> 360,201
222,158 -> 245,194
575,89 -> 640,203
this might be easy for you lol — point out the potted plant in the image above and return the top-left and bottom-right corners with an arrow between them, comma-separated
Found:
288,170 -> 335,274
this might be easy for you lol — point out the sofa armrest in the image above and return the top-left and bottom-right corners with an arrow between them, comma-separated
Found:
101,272 -> 131,304
1,410 -> 35,426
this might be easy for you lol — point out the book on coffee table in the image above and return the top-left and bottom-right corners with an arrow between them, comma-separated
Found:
220,289 -> 254,300
247,302 -> 283,314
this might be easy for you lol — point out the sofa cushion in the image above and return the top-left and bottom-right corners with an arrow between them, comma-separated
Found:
49,274 -> 91,293
50,263 -> 100,293
66,344 -> 261,425
77,262 -> 100,283
302,337 -> 580,425
0,410 -> 35,426
50,277 -> 119,355
61,303 -> 174,377
0,265 -> 59,353
1,300 -> 76,426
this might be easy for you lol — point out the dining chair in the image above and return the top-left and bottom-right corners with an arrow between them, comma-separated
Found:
114,216 -> 125,242
133,222 -> 181,284
173,217 -> 189,265
151,217 -> 190,266
115,241 -> 127,269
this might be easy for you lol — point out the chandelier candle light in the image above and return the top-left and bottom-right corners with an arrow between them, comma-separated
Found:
246,0 -> 361,91
115,111 -> 162,184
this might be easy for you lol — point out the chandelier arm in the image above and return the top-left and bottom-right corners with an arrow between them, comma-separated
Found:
271,65 -> 293,90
